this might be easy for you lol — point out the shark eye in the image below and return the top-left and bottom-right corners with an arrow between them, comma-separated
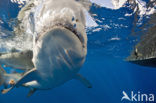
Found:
20,50 -> 33,59
26,51 -> 33,59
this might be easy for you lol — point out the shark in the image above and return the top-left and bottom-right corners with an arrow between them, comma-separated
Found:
0,0 -> 100,96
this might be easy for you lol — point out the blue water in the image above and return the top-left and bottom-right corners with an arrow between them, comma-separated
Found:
0,1 -> 156,103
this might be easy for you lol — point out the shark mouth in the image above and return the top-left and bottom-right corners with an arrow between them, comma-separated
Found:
36,23 -> 85,47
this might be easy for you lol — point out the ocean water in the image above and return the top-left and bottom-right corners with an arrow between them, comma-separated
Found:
0,1 -> 156,103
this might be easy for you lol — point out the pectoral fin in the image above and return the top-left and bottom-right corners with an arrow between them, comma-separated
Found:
15,68 -> 38,87
74,74 -> 92,88
1,87 -> 13,94
0,50 -> 34,71
1,68 -> 38,94
27,88 -> 36,97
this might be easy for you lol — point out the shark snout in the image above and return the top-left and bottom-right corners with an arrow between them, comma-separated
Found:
33,26 -> 86,70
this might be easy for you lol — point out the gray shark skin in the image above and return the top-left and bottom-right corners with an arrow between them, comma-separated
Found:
1,0 -> 92,96
0,50 -> 34,71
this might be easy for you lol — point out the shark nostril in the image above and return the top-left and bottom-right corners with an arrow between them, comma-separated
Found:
76,19 -> 79,22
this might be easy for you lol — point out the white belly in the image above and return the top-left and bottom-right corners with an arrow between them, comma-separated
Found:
32,27 -> 86,89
